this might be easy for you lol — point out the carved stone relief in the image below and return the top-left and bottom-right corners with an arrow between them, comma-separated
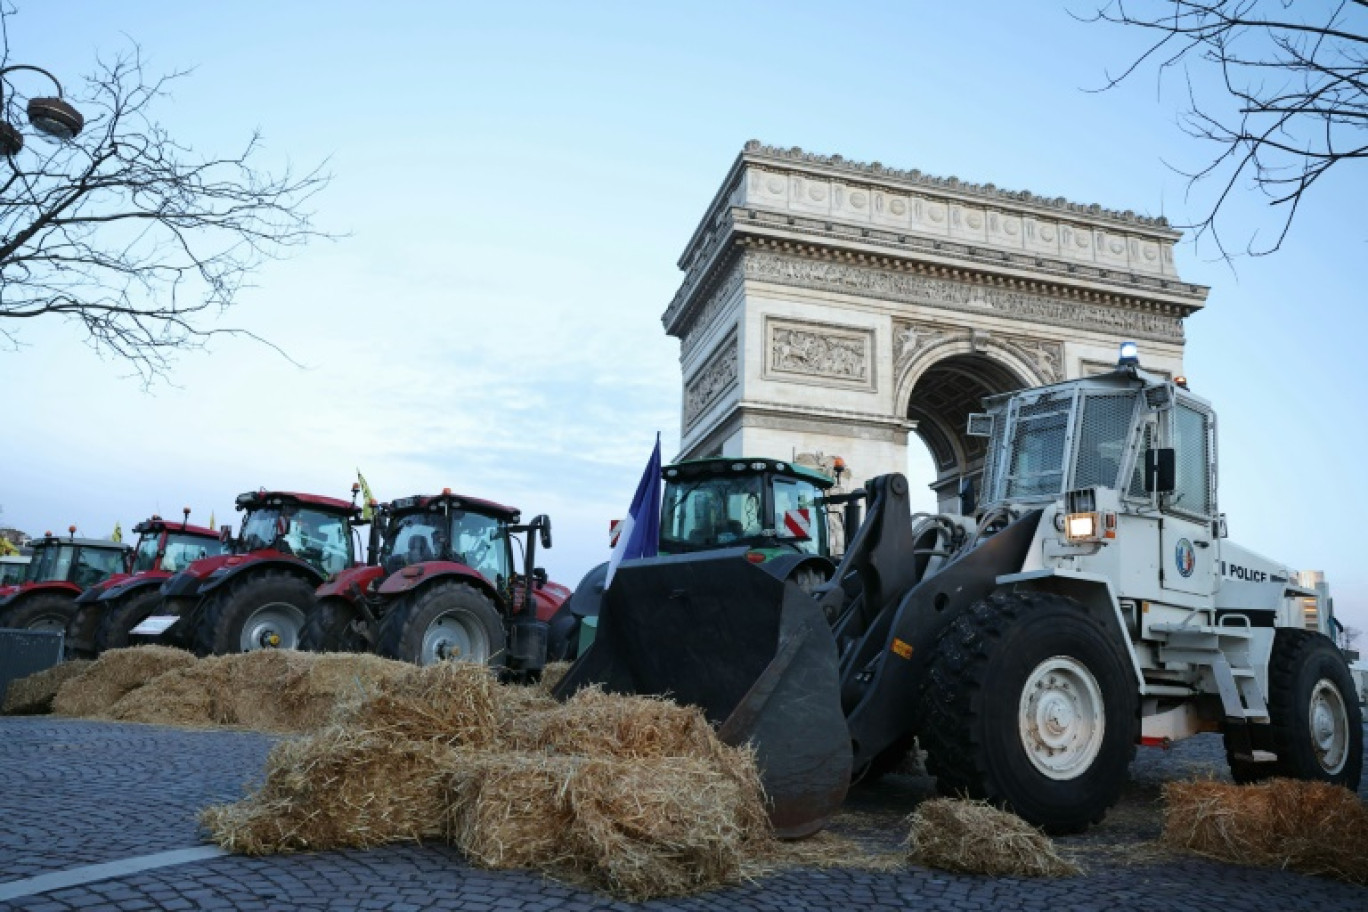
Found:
894,319 -> 1064,385
684,332 -> 739,430
745,250 -> 1183,342
680,263 -> 745,357
766,318 -> 873,388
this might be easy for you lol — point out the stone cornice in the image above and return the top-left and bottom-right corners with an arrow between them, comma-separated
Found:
738,141 -> 1176,232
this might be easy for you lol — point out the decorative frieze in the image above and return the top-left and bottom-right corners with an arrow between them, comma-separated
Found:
766,318 -> 873,390
746,251 -> 1183,342
894,319 -> 1065,386
680,261 -> 745,358
683,332 -> 739,430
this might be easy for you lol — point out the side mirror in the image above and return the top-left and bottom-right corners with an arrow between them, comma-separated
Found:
219,525 -> 233,544
533,567 -> 548,586
1145,448 -> 1176,494
1213,514 -> 1228,539
534,514 -> 552,549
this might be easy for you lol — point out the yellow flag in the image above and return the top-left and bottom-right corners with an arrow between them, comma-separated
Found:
357,469 -> 375,521
0,537 -> 17,556
209,511 -> 216,531
111,522 -> 123,543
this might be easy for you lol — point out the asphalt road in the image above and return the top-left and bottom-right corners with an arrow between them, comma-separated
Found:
0,717 -> 1364,911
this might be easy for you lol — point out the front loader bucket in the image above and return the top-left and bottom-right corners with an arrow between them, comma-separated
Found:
554,550 -> 852,838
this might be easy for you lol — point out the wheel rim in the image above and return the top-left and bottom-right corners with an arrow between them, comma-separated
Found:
239,601 -> 306,652
420,610 -> 489,666
27,613 -> 67,633
1308,678 -> 1350,775
1018,655 -> 1106,780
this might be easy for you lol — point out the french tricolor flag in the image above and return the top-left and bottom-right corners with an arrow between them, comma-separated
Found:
604,435 -> 662,589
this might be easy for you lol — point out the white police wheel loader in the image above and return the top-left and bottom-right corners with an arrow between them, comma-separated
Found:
556,344 -> 1363,837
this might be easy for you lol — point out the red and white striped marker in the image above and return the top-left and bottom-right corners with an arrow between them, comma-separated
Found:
782,508 -> 812,541
609,519 -> 623,548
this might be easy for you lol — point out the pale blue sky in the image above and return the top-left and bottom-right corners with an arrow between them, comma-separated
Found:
3,2 -> 1365,630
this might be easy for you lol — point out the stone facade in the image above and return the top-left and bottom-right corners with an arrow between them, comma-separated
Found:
664,142 -> 1208,509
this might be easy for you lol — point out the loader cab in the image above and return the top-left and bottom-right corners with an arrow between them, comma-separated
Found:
659,458 -> 833,557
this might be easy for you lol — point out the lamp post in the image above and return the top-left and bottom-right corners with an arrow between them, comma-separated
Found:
0,64 -> 83,156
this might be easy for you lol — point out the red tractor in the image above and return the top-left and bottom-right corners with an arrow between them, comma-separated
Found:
303,489 -> 570,673
64,510 -> 229,658
0,528 -> 130,635
141,488 -> 364,656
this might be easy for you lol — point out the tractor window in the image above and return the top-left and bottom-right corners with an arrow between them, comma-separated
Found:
239,508 -> 282,552
0,561 -> 26,586
450,511 -> 508,583
1005,396 -> 1072,498
74,547 -> 125,587
132,535 -> 162,574
284,509 -> 354,576
162,533 -> 226,573
385,512 -> 446,572
25,544 -> 73,583
660,474 -> 764,551
772,477 -> 824,555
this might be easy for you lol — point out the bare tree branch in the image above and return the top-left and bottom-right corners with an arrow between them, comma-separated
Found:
1080,0 -> 1368,256
0,6 -> 332,386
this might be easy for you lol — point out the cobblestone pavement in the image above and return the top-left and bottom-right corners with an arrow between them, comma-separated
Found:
1,716 -> 1364,911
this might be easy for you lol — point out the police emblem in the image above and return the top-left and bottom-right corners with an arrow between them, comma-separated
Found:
1175,538 -> 1196,578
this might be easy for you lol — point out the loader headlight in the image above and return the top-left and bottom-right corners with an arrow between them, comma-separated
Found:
1066,512 -> 1099,542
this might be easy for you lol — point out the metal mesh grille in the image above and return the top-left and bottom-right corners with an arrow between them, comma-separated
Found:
1072,393 -> 1137,490
1171,404 -> 1214,517
980,409 -> 1005,505
1004,393 -> 1072,498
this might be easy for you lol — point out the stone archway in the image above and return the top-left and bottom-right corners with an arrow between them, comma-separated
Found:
662,142 -> 1208,494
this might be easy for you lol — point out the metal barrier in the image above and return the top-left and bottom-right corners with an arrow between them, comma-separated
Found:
0,628 -> 64,703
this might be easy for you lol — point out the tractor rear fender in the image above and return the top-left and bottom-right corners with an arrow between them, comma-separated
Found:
99,575 -> 166,603
377,561 -> 500,606
316,564 -> 385,602
0,583 -> 80,611
996,569 -> 1145,691
198,557 -> 323,598
841,508 -> 1045,772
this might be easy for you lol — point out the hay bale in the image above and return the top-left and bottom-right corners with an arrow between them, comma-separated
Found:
521,686 -> 727,760
1163,778 -> 1368,885
2,660 -> 93,715
111,650 -> 412,732
906,798 -> 1081,877
52,646 -> 196,718
536,660 -> 571,695
337,661 -> 509,746
447,750 -> 770,900
201,726 -> 457,853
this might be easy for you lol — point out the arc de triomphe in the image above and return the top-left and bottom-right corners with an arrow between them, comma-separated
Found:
663,142 -> 1209,510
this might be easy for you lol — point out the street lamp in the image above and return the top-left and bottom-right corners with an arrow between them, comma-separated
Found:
0,64 -> 83,156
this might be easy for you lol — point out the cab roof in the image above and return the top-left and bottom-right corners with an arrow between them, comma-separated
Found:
31,535 -> 129,551
133,516 -> 219,538
234,490 -> 359,515
665,457 -> 835,488
388,492 -> 520,522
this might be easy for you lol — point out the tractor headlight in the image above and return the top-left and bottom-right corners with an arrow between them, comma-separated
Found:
1066,512 -> 1099,542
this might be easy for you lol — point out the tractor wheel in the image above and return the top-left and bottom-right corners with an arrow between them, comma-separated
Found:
300,598 -> 371,653
194,571 -> 314,656
63,603 -> 103,659
922,591 -> 1138,835
1262,628 -> 1362,787
375,582 -> 506,667
0,593 -> 78,635
94,589 -> 163,654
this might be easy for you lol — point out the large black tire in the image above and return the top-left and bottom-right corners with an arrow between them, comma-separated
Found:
0,593 -> 79,634
922,591 -> 1139,835
375,582 -> 506,667
1261,628 -> 1362,787
63,602 -> 103,659
94,589 -> 164,654
300,598 -> 371,653
193,570 -> 315,656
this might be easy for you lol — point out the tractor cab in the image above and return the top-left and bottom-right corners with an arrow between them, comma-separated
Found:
16,532 -> 127,591
381,491 -> 517,586
659,458 -> 835,559
129,514 -> 227,574
0,555 -> 28,588
230,491 -> 359,578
